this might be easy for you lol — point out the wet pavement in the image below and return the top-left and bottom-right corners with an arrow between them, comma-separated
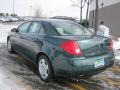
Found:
0,23 -> 120,90
0,44 -> 67,90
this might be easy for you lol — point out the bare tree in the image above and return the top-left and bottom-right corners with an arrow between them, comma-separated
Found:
85,0 -> 93,26
34,6 -> 43,18
70,0 -> 86,22
0,13 -> 4,16
6,13 -> 9,16
71,0 -> 99,31
11,13 -> 17,16
80,0 -> 86,22
94,0 -> 98,34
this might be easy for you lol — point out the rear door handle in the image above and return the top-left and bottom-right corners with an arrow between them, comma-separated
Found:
32,38 -> 41,42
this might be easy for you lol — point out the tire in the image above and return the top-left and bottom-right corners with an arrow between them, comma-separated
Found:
37,55 -> 53,82
7,39 -> 14,53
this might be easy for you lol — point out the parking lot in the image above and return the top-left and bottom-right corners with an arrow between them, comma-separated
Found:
0,22 -> 120,90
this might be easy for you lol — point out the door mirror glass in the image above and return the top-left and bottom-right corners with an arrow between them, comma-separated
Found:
11,28 -> 18,33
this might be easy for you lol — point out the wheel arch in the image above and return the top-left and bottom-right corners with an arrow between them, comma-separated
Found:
36,52 -> 54,75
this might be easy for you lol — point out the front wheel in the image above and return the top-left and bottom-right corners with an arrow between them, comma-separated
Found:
7,39 -> 14,53
37,55 -> 53,82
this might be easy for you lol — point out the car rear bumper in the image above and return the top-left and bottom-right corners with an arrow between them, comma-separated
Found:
54,54 -> 114,77
68,57 -> 114,77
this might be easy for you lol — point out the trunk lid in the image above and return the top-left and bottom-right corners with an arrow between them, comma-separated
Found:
77,36 -> 111,57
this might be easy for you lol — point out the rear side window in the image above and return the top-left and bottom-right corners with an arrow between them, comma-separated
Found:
28,22 -> 46,35
28,22 -> 41,33
42,22 -> 59,35
18,22 -> 31,33
39,26 -> 46,35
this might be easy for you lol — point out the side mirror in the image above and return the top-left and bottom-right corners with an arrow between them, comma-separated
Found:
11,28 -> 18,33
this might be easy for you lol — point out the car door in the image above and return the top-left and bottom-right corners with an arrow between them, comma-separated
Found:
13,22 -> 31,55
21,21 -> 46,61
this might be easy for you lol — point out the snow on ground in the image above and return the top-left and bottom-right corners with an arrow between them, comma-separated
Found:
113,39 -> 120,50
0,24 -> 18,43
113,38 -> 120,60
115,56 -> 120,60
0,67 -> 32,90
114,49 -> 120,60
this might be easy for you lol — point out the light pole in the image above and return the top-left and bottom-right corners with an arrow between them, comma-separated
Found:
30,5 -> 32,16
13,0 -> 15,14
80,0 -> 82,22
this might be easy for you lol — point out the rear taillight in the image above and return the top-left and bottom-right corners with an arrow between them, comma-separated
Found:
109,39 -> 113,50
60,40 -> 83,56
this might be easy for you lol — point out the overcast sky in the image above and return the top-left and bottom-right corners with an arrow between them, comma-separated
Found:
0,0 -> 87,19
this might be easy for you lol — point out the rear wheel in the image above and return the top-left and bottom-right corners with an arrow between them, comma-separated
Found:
37,55 -> 53,82
7,39 -> 14,53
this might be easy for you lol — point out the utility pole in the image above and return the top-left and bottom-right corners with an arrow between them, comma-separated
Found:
94,0 -> 98,34
30,5 -> 32,16
80,0 -> 82,22
13,0 -> 15,14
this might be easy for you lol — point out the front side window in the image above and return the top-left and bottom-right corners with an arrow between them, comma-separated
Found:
18,22 -> 31,33
50,21 -> 92,36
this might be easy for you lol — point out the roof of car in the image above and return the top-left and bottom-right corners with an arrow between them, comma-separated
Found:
30,19 -> 74,23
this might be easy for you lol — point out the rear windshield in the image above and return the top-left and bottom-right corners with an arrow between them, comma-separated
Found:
49,20 -> 92,36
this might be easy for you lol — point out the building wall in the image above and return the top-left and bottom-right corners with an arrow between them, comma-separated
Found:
89,1 -> 120,37
90,0 -> 120,11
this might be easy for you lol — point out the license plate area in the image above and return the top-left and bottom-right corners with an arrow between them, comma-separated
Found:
95,58 -> 104,68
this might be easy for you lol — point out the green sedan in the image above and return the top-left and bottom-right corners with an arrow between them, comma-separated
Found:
7,19 -> 114,82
